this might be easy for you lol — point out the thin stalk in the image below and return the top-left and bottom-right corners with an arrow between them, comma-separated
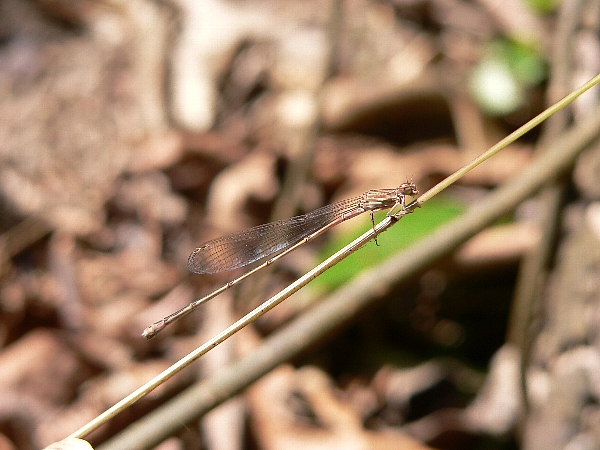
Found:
98,101 -> 600,450
68,210 -> 410,440
417,72 -> 600,204
69,72 -> 600,441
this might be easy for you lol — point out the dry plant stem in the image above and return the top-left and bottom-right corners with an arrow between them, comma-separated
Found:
75,74 -> 600,442
237,1 -> 341,308
70,210 -> 411,440
144,70 -> 600,334
416,72 -> 600,205
269,1 -> 341,221
508,0 -> 586,412
98,103 -> 600,450
0,216 -> 51,263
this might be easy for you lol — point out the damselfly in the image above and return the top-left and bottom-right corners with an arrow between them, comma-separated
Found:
143,182 -> 418,338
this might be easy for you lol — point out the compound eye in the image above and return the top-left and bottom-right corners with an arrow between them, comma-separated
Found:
401,183 -> 418,196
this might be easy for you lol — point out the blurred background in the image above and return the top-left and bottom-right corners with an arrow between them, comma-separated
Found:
1,0 -> 600,449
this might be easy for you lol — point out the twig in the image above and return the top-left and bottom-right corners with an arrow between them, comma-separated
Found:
97,102 -> 600,450
0,216 -> 51,265
507,0 -> 587,413
416,72 -> 600,205
70,209 -> 413,440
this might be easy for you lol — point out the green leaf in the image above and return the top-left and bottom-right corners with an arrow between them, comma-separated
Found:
523,0 -> 560,14
312,197 -> 465,292
469,39 -> 547,116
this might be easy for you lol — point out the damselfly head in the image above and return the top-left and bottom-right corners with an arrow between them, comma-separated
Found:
399,181 -> 418,197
